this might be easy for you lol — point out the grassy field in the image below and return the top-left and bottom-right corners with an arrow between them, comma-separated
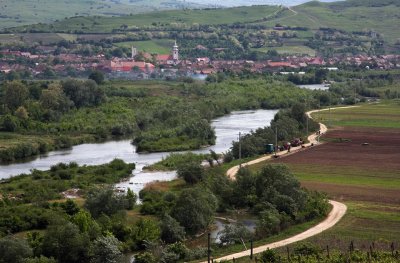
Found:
115,39 -> 174,54
313,102 -> 400,129
245,100 -> 400,251
252,45 -> 316,56
0,0 -> 207,30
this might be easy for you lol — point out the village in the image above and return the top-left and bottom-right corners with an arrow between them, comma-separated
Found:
1,41 -> 400,80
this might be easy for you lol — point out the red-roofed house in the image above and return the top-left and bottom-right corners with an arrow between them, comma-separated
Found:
266,61 -> 293,68
109,60 -> 155,72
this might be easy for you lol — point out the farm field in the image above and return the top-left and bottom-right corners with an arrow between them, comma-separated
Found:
248,101 -> 400,250
114,39 -> 175,54
251,45 -> 316,56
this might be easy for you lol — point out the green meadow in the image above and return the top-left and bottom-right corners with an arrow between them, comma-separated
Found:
115,39 -> 175,54
313,101 -> 400,129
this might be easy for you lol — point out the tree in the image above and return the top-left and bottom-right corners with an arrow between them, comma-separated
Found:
15,106 -> 29,120
218,224 -> 253,245
290,103 -> 306,124
0,237 -> 33,263
40,83 -> 72,114
160,215 -> 186,244
134,252 -> 156,263
176,162 -> 205,185
260,249 -> 279,263
131,219 -> 160,249
88,71 -> 105,85
3,81 -> 29,111
125,188 -> 137,210
41,222 -> 90,263
2,114 -> 18,132
71,210 -> 101,239
60,199 -> 80,216
90,236 -> 123,263
61,79 -> 105,108
172,188 -> 217,235
85,188 -> 129,218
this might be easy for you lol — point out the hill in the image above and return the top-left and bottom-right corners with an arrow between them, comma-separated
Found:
0,0 -> 208,30
4,0 -> 400,44
4,5 -> 281,33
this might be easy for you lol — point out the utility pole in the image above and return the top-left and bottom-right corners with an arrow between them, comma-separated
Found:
238,132 -> 242,167
275,126 -> 278,157
306,97 -> 309,136
329,91 -> 332,127
208,233 -> 211,263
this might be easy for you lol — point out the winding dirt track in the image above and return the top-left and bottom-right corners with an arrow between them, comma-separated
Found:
205,107 -> 357,263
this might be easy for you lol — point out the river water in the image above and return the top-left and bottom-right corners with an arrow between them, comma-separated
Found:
298,84 -> 330,90
0,109 -> 278,194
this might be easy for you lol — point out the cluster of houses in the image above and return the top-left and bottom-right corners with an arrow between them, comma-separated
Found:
1,41 -> 400,79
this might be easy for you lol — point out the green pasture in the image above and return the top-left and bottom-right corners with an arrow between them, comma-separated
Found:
252,45 -> 316,56
115,39 -> 174,54
312,101 -> 400,129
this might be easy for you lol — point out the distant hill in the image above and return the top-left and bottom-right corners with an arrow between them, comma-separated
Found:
3,0 -> 400,44
187,0 -> 338,7
0,0 -> 208,29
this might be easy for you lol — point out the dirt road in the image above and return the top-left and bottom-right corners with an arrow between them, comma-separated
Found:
226,106 -> 357,179
206,107 -> 356,262
204,201 -> 346,263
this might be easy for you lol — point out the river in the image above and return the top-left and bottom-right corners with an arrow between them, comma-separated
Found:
0,109 -> 278,195
298,84 -> 330,90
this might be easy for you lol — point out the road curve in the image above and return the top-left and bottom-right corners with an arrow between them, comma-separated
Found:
204,201 -> 347,263
207,107 -> 357,262
226,106 -> 358,179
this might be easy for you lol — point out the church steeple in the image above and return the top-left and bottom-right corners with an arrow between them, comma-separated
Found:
172,40 -> 179,61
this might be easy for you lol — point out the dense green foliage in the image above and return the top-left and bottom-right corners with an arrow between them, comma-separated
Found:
176,162 -> 205,185
0,77 -> 318,162
171,187 -> 218,235
227,103 -> 320,159
145,152 -> 208,171
85,187 -> 137,218
0,159 -> 134,205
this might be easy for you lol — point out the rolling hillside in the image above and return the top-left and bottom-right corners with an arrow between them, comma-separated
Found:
0,0 -> 208,29
4,5 -> 281,33
260,0 -> 400,43
4,0 -> 400,45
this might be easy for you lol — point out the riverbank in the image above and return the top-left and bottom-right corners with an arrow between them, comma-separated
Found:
0,77 -> 311,164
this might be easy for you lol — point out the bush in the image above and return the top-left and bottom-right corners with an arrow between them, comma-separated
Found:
172,187 -> 217,235
260,249 -> 279,263
160,215 -> 186,244
176,162 -> 205,185
134,252 -> 156,263
0,237 -> 33,263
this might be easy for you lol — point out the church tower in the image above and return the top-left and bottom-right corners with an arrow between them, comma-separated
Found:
172,41 -> 179,61
131,46 -> 137,59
